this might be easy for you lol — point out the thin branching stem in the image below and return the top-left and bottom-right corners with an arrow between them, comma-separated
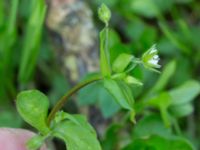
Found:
47,76 -> 102,126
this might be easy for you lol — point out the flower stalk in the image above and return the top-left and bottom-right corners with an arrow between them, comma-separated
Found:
47,76 -> 102,126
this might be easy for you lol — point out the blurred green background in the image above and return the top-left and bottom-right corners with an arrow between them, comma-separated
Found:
0,0 -> 200,149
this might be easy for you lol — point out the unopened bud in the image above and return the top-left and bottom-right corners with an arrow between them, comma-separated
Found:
98,3 -> 111,26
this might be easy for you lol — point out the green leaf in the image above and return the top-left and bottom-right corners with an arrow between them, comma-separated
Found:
110,43 -> 131,66
78,82 -> 102,106
148,92 -> 172,127
107,29 -> 121,49
0,0 -> 4,28
171,57 -> 192,85
103,79 -> 134,111
19,0 -> 46,83
131,136 -> 171,150
0,109 -> 22,128
16,90 -> 50,135
124,76 -> 143,86
130,0 -> 174,18
133,114 -> 172,139
140,26 -> 158,47
78,80 -> 120,118
53,111 -> 81,126
159,22 -> 190,55
98,87 -> 120,118
169,137 -> 194,150
131,0 -> 159,18
151,60 -> 176,93
117,80 -> 135,108
0,0 -> 18,102
7,0 -> 18,36
123,135 -> 194,150
169,80 -> 200,105
169,103 -> 194,117
27,134 -> 47,150
102,124 -> 122,150
175,0 -> 193,4
112,53 -> 133,73
111,72 -> 127,80
100,28 -> 111,77
52,113 -> 101,150
148,92 -> 172,113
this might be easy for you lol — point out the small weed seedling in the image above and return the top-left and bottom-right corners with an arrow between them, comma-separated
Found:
16,4 -> 161,150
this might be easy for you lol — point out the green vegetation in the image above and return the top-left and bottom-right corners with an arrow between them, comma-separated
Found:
0,0 -> 200,149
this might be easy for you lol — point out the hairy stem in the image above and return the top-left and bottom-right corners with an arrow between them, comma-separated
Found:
47,76 -> 102,126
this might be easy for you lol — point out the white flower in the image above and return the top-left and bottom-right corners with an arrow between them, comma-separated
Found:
148,55 -> 160,68
142,44 -> 161,71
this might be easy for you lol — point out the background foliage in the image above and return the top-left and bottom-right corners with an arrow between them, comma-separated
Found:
0,0 -> 200,149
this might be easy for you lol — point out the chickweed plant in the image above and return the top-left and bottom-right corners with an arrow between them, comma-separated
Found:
16,3 -> 196,150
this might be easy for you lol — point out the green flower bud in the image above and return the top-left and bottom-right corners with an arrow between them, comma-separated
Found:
142,44 -> 161,72
98,3 -> 111,26
16,90 -> 50,135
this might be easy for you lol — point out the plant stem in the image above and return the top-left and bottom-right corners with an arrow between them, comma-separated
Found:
47,76 -> 102,126
173,118 -> 182,136
105,26 -> 110,69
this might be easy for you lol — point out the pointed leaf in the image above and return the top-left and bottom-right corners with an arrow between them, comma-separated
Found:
103,79 -> 134,111
151,60 -> 176,93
